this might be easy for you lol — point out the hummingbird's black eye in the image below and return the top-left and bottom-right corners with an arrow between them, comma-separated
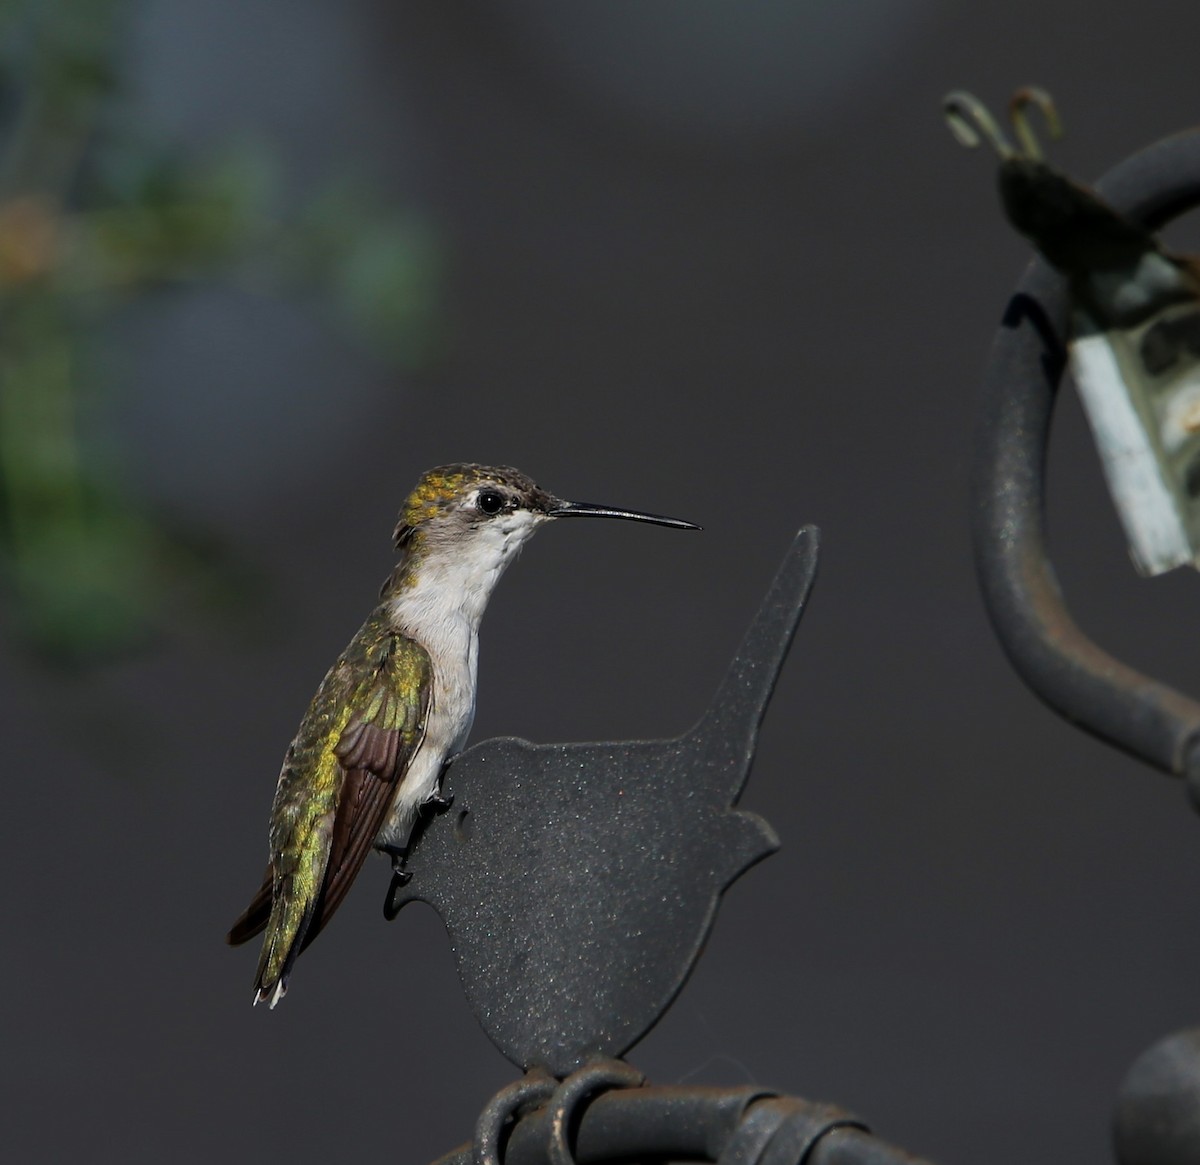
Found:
477,489 -> 505,515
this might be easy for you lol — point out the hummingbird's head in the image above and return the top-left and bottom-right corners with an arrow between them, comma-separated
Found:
387,463 -> 698,597
394,463 -> 699,547
393,464 -> 553,555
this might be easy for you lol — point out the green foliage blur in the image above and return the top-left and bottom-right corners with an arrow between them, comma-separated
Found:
0,0 -> 439,665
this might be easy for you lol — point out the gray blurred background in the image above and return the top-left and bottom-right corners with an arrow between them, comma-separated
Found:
5,2 -> 1200,1162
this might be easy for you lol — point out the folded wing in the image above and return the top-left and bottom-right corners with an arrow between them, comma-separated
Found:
226,629 -> 433,1006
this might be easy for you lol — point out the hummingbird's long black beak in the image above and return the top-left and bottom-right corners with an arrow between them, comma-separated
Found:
546,500 -> 700,530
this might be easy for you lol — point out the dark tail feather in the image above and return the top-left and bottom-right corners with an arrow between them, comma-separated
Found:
226,871 -> 272,945
231,766 -> 393,999
253,891 -> 323,1008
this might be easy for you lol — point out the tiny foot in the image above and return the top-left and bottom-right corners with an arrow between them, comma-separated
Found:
378,843 -> 411,879
383,867 -> 413,921
425,791 -> 454,814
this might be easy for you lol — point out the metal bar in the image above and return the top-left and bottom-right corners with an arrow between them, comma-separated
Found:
807,1126 -> 931,1165
972,129 -> 1200,783
432,1086 -> 934,1164
432,1085 -> 763,1165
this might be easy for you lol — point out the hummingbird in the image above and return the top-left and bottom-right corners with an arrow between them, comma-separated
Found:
226,463 -> 698,1007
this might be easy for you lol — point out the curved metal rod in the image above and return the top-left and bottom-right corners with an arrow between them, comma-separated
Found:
545,1061 -> 644,1165
473,1072 -> 557,1165
434,1084 -> 931,1164
972,128 -> 1200,790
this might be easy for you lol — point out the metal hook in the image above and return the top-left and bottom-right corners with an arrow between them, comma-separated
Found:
1009,85 -> 1062,161
943,90 -> 1014,158
545,1060 -> 645,1165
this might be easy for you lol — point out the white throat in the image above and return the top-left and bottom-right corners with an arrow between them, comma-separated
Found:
388,508 -> 543,641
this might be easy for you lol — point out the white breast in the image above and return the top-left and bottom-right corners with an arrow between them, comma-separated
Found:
376,508 -> 542,847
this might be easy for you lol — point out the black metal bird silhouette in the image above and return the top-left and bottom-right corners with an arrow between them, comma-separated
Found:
386,526 -> 820,1075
